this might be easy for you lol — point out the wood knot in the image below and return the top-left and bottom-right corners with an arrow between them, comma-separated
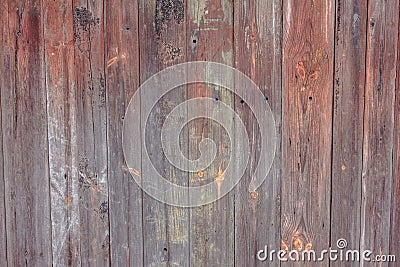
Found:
293,237 -> 303,251
281,240 -> 289,251
309,71 -> 319,82
296,61 -> 306,80
295,61 -> 319,91
250,191 -> 259,200
293,230 -> 303,251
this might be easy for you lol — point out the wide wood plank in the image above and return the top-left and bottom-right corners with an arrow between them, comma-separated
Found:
43,0 -> 81,265
105,0 -> 143,265
361,1 -> 399,265
233,0 -> 282,265
139,0 -> 190,266
186,1 -> 235,266
330,1 -> 367,264
1,0 -> 52,265
72,1 -> 110,265
282,0 -> 334,265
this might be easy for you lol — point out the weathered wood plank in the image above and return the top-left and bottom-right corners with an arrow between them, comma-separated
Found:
105,0 -> 143,265
389,9 -> 400,265
139,0 -> 190,266
72,1 -> 110,265
233,0 -> 282,265
186,1 -> 235,266
0,2 -> 9,265
330,0 -> 367,263
361,0 -> 399,265
0,2 -> 7,266
281,0 -> 334,265
1,0 -> 53,265
0,87 -> 6,266
43,0 -> 81,265
389,7 -> 400,267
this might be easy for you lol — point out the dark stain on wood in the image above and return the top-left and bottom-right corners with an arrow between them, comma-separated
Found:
155,0 -> 184,39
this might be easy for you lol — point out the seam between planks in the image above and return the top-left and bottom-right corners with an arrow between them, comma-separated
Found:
41,0 -> 55,264
137,0 -> 144,266
102,0 -> 112,265
359,0 -> 369,258
329,1 -> 338,265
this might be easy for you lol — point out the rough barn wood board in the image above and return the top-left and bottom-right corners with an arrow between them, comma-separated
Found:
0,0 -> 399,266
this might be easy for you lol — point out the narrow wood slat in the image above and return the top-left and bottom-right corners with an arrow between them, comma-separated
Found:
330,1 -> 367,263
139,0 -> 190,266
389,6 -> 400,264
72,1 -> 110,265
361,0 -> 399,264
282,0 -> 334,265
43,0 -> 81,265
233,0 -> 282,265
186,1 -> 235,266
0,81 -> 5,266
0,2 -> 9,265
1,0 -> 52,265
105,0 -> 143,265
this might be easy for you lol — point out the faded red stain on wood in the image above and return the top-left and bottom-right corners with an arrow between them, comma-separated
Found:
0,0 -> 399,266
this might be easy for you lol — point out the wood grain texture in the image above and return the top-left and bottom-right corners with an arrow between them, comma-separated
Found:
233,0 -> 282,265
1,0 -> 400,266
282,0 -> 334,265
0,2 -> 8,265
1,0 -> 52,266
72,1 -> 110,265
43,0 -> 81,265
139,0 -> 189,266
330,0 -> 367,263
186,1 -> 235,266
105,0 -> 143,265
361,0 -> 399,265
389,6 -> 400,264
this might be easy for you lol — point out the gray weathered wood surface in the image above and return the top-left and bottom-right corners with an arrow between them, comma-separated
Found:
0,0 -> 399,266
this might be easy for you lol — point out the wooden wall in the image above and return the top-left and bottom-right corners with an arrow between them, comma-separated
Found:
0,0 -> 399,266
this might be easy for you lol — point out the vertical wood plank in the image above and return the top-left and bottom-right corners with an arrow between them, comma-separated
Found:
105,0 -> 143,265
72,1 -> 110,265
233,0 -> 282,265
330,0 -> 367,262
0,88 -> 6,266
43,0 -> 81,265
1,0 -> 53,265
105,0 -> 143,266
139,0 -> 190,266
186,0 -> 235,266
389,6 -> 400,264
282,0 -> 334,264
361,0 -> 399,264
0,2 -> 7,266
0,2 -> 8,265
